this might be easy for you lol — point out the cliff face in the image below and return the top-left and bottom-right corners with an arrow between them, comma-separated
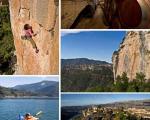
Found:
9,0 -> 59,75
61,0 -> 90,28
112,31 -> 150,81
61,0 -> 97,28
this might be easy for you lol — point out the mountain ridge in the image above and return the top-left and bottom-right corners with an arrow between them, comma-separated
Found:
61,58 -> 113,92
13,81 -> 59,97
62,58 -> 112,66
0,86 -> 37,98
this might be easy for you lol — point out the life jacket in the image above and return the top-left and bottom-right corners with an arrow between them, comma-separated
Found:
24,116 -> 35,120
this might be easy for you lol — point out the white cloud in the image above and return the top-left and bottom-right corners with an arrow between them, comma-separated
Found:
61,31 -> 81,37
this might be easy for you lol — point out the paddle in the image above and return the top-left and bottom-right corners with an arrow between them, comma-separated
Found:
34,111 -> 43,120
35,111 -> 43,117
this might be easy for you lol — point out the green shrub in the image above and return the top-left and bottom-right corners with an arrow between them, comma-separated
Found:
0,6 -> 15,74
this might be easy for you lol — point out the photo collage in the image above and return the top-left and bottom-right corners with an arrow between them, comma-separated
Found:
0,0 -> 150,120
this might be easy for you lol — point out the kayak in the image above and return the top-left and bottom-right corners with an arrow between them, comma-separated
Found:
18,111 -> 42,120
18,114 -> 24,120
18,115 -> 39,120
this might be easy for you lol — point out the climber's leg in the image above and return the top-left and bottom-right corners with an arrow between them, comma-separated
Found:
27,37 -> 39,53
29,38 -> 37,49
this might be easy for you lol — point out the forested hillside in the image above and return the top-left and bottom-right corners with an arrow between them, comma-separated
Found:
0,6 -> 16,74
61,58 -> 114,92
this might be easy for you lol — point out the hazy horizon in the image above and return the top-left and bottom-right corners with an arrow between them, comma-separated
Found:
62,94 -> 150,107
0,76 -> 59,87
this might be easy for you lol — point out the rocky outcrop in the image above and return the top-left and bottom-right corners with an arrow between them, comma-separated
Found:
112,31 -> 150,81
9,0 -> 59,74
61,0 -> 97,28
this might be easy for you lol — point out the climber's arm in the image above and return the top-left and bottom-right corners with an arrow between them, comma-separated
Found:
28,29 -> 37,37
33,33 -> 37,37
33,31 -> 40,37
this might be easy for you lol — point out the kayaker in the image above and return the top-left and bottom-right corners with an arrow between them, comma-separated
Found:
24,113 -> 39,120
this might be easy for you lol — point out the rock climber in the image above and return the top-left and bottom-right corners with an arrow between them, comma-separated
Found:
24,113 -> 39,120
21,24 -> 39,53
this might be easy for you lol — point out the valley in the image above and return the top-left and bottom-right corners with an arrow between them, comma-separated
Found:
61,58 -> 113,92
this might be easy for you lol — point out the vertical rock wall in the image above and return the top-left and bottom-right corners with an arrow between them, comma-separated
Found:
112,31 -> 150,81
9,0 -> 59,75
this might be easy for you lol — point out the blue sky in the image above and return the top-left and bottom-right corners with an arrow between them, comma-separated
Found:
62,94 -> 150,107
0,76 -> 59,87
61,31 -> 126,63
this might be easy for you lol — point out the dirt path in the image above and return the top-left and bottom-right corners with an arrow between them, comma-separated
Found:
75,5 -> 108,29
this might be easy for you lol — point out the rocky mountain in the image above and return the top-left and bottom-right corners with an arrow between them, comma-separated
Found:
61,58 -> 113,92
62,58 -> 111,65
62,58 -> 112,70
0,81 -> 59,97
9,0 -> 59,74
61,0 -> 97,29
112,31 -> 150,81
13,81 -> 59,97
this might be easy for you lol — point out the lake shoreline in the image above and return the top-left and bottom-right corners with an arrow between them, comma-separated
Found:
0,96 -> 59,99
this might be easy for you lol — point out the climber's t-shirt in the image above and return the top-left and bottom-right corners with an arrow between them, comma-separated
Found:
24,29 -> 33,37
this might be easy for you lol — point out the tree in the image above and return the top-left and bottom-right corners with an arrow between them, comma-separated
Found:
0,6 -> 15,74
135,72 -> 146,92
121,72 -> 129,91
127,80 -> 138,92
114,75 -> 123,92
115,109 -> 127,120
114,72 -> 129,92
135,72 -> 145,83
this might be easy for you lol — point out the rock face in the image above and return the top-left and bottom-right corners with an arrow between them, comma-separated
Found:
61,0 -> 97,28
9,0 -> 59,74
112,31 -> 150,81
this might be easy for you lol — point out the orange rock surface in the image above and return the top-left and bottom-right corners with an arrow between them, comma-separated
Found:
9,0 -> 59,75
113,31 -> 150,81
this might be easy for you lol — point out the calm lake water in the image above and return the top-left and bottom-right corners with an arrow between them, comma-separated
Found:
0,99 -> 59,120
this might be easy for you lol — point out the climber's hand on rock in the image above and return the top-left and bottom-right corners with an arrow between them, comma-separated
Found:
33,33 -> 37,37
33,31 -> 40,36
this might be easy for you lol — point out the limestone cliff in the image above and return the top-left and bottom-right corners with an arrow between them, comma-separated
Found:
9,0 -> 59,74
112,31 -> 150,81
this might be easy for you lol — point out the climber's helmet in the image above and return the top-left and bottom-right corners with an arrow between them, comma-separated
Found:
24,24 -> 31,30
